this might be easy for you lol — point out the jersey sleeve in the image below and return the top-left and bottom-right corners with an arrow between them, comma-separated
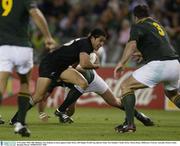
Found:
24,0 -> 37,10
129,25 -> 144,42
78,39 -> 93,54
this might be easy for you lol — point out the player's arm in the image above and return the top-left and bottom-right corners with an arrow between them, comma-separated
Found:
29,8 -> 57,50
114,40 -> 137,77
79,52 -> 100,69
118,40 -> 137,65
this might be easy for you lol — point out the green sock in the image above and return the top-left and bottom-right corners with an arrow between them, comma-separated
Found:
119,105 -> 143,119
11,102 -> 33,124
17,93 -> 33,125
121,93 -> 136,125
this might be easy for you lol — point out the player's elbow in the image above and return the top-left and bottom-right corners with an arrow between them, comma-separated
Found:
127,41 -> 137,50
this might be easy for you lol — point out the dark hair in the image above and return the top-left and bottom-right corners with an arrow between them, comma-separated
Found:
133,5 -> 150,19
88,28 -> 107,38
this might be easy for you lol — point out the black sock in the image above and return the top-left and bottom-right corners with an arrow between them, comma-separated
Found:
58,87 -> 82,112
121,93 -> 136,125
16,93 -> 33,125
119,105 -> 142,120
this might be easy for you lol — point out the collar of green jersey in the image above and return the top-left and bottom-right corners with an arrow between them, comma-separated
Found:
136,17 -> 152,24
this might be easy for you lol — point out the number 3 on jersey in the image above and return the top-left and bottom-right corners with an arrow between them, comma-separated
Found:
1,0 -> 13,16
152,22 -> 165,36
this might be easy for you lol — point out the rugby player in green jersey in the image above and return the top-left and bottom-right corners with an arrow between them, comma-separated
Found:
114,5 -> 180,133
0,0 -> 56,136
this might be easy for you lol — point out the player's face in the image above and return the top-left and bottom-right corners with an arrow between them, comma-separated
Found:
91,36 -> 106,51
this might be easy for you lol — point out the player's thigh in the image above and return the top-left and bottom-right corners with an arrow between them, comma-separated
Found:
85,71 -> 108,94
0,72 -> 11,93
60,68 -> 88,89
17,71 -> 32,93
17,70 -> 31,84
121,75 -> 147,95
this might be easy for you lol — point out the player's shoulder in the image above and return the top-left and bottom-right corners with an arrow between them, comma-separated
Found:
77,37 -> 91,46
77,37 -> 89,43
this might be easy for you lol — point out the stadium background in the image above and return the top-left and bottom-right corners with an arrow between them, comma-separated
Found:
1,0 -> 180,110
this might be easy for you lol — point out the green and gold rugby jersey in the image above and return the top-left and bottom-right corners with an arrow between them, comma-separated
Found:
129,17 -> 179,62
0,0 -> 37,47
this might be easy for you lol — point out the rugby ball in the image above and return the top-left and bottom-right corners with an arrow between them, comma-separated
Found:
89,53 -> 97,64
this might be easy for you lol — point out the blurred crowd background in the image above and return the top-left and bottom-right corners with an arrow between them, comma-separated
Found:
31,0 -> 180,66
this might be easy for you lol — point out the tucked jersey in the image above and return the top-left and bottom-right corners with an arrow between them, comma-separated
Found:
129,18 -> 179,62
0,0 -> 37,47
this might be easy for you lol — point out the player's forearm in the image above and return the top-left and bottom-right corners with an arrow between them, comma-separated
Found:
29,8 -> 52,39
80,63 -> 100,69
118,41 -> 136,65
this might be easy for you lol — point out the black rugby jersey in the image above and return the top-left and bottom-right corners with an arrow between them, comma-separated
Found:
45,37 -> 94,67
129,17 -> 179,62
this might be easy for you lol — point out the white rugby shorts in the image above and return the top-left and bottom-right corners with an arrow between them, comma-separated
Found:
0,45 -> 33,74
75,70 -> 109,94
133,60 -> 180,91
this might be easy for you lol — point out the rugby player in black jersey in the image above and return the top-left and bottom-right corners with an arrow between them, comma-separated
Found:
114,5 -> 180,133
14,28 -> 107,136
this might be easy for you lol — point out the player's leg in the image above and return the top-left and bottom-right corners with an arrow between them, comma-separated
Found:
87,71 -> 153,126
115,75 -> 148,133
15,72 -> 32,125
60,67 -> 88,90
0,45 -> 17,124
58,67 -> 88,111
99,88 -> 154,126
14,72 -> 32,137
65,103 -> 76,117
13,76 -> 51,137
0,71 -> 10,124
37,80 -> 70,122
13,46 -> 48,137
55,68 -> 88,123
38,101 -> 50,122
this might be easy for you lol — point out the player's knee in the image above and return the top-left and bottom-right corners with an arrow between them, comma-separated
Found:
32,94 -> 45,103
120,83 -> 133,97
78,79 -> 88,90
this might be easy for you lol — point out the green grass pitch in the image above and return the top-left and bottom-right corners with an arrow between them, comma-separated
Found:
0,106 -> 180,141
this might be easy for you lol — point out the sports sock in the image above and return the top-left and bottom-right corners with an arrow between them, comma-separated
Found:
121,93 -> 136,125
16,93 -> 33,125
170,94 -> 180,108
58,86 -> 82,112
119,105 -> 144,119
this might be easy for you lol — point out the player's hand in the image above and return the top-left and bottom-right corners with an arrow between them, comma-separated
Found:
45,37 -> 58,52
132,52 -> 143,63
114,62 -> 124,79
